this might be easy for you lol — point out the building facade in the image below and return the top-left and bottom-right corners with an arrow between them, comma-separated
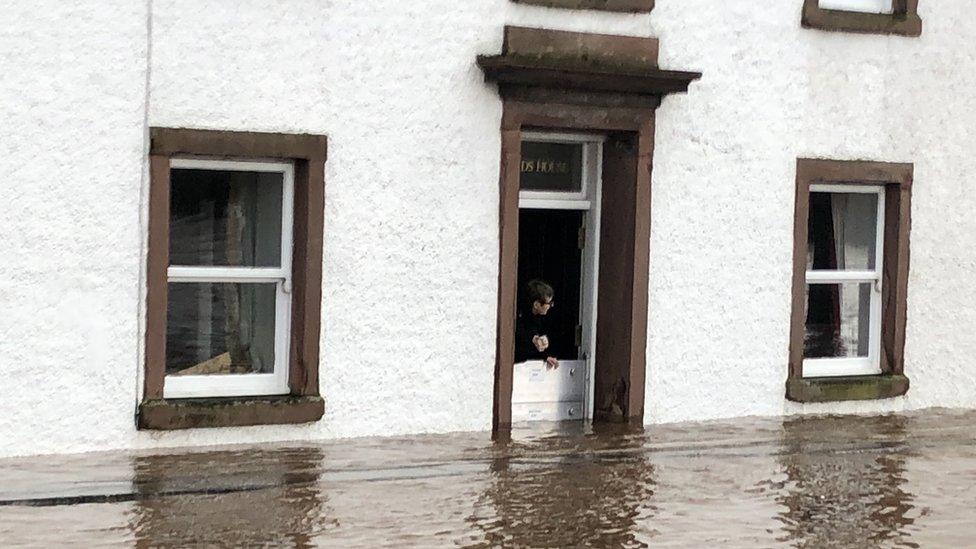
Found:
2,0 -> 971,459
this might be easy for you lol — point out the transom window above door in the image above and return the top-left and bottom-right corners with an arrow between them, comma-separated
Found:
520,141 -> 584,194
519,133 -> 602,208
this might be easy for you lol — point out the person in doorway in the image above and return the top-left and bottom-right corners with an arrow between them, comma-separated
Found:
515,279 -> 560,369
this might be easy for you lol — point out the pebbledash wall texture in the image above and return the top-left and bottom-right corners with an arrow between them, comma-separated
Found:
1,0 -> 974,458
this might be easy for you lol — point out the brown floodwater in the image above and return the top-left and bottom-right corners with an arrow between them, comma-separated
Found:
1,409 -> 974,547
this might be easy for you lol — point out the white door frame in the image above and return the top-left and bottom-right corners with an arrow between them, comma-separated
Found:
164,158 -> 294,398
518,131 -> 604,420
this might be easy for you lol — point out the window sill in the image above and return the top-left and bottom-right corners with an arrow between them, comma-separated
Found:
787,374 -> 909,403
801,3 -> 922,37
138,395 -> 324,430
511,0 -> 653,13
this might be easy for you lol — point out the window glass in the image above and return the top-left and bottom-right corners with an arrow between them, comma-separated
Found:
804,282 -> 872,359
170,169 -> 283,267
165,282 -> 277,376
818,0 -> 892,13
807,192 -> 878,271
520,141 -> 583,193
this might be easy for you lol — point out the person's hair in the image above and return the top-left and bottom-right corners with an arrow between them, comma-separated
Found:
525,279 -> 554,305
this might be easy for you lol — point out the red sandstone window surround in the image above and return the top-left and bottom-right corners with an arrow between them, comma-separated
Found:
802,0 -> 922,36
788,158 -> 913,403
139,128 -> 327,430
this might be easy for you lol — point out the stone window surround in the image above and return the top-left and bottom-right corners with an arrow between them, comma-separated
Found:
788,158 -> 913,403
802,0 -> 922,37
139,127 -> 327,430
511,0 -> 653,13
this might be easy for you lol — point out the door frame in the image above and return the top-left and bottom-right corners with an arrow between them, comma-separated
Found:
493,99 -> 658,433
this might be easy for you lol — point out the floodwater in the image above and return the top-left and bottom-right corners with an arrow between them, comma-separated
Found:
1,410 -> 975,548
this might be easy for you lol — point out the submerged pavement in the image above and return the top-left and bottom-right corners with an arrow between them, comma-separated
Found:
1,409 -> 974,547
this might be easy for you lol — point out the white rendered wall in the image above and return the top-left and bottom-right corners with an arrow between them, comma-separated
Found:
0,1 -> 150,458
646,1 -> 976,422
1,0 -> 974,458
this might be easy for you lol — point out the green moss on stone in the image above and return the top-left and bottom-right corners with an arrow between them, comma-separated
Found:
786,375 -> 909,403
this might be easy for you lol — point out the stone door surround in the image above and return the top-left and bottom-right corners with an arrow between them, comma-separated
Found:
478,26 -> 699,431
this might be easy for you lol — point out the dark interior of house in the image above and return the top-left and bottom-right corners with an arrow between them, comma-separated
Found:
517,208 -> 584,361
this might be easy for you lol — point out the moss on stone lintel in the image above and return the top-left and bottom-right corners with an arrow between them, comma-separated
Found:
139,395 -> 324,430
787,375 -> 909,403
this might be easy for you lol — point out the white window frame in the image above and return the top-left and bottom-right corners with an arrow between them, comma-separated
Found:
803,183 -> 885,378
163,158 -> 294,399
818,0 -> 893,14
519,132 -> 600,208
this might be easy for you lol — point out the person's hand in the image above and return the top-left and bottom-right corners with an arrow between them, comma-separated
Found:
546,356 -> 560,369
532,335 -> 549,352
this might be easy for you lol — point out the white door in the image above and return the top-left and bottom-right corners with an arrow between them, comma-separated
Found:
512,133 -> 602,423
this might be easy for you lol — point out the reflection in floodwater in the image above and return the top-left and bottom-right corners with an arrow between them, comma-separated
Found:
771,415 -> 916,548
468,424 -> 657,547
1,410 -> 975,547
127,447 -> 332,547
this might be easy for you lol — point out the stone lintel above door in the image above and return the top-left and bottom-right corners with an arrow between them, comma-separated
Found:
477,27 -> 700,106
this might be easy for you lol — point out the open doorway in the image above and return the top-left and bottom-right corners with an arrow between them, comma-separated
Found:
491,103 -> 658,432
511,133 -> 602,423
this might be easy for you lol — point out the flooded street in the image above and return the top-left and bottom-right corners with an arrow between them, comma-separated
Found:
1,410 -> 975,548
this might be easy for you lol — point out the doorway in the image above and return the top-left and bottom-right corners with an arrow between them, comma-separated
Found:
491,103 -> 656,432
511,133 -> 602,423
